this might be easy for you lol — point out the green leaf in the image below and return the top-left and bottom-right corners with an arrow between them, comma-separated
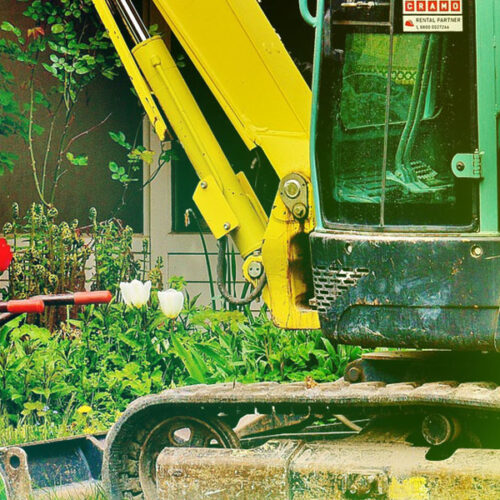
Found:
51,24 -> 64,34
148,24 -> 160,36
32,123 -> 45,136
75,66 -> 90,75
1,22 -> 22,38
66,152 -> 88,166
23,401 -> 45,412
130,148 -> 154,164
117,331 -> 142,350
102,68 -> 117,80
42,62 -> 57,76
196,344 -> 227,368
170,334 -> 207,384
0,152 -> 17,174
109,131 -> 131,149
34,91 -> 50,109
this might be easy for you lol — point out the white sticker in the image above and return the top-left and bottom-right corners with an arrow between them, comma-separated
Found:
403,1 -> 463,32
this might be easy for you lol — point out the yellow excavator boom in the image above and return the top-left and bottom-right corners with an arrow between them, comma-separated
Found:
92,0 -> 319,329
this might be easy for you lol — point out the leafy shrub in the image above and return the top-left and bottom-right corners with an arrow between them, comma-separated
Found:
3,203 -> 89,300
87,207 -> 141,292
170,305 -> 360,385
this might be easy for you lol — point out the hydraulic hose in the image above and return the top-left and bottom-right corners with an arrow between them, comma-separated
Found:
217,236 -> 267,306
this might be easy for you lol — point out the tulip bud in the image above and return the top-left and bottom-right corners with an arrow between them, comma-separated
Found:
158,289 -> 184,319
120,280 -> 152,308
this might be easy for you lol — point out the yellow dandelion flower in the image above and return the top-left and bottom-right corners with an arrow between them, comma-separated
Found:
76,405 -> 92,415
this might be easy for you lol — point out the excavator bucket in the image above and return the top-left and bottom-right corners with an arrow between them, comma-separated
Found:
1,434 -> 106,500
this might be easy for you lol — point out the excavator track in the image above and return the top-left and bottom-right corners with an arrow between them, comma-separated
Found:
103,379 -> 500,499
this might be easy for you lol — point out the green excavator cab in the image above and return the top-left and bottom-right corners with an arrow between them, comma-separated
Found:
309,0 -> 500,352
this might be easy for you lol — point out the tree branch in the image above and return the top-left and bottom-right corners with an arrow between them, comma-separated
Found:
27,57 -> 48,206
41,95 -> 64,194
63,112 -> 112,156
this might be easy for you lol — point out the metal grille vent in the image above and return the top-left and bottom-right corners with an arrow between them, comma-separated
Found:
312,265 -> 370,314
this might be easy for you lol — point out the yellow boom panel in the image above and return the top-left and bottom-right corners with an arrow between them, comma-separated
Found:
133,36 -> 266,257
152,0 -> 311,179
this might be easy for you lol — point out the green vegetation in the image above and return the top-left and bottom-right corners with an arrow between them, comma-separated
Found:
0,210 -> 360,449
0,294 -> 360,442
0,0 -> 121,204
1,204 -> 139,329
0,0 -> 174,209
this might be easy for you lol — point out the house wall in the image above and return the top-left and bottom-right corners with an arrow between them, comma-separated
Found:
0,0 -> 143,231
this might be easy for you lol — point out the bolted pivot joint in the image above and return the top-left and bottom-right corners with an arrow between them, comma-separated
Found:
248,260 -> 264,279
283,179 -> 301,199
279,173 -> 309,221
292,203 -> 307,219
242,252 -> 265,284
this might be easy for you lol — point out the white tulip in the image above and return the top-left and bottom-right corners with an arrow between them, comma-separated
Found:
158,289 -> 184,319
120,280 -> 151,308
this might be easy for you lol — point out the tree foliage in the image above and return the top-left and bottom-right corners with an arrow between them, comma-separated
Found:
0,0 -> 122,204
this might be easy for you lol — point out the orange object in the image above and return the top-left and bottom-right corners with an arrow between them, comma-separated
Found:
6,299 -> 45,314
74,291 -> 112,305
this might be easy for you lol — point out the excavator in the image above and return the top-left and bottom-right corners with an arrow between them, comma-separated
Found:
1,0 -> 500,498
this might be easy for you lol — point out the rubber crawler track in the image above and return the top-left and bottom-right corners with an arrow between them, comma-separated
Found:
103,379 -> 500,499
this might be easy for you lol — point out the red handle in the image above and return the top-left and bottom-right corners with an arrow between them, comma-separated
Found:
7,299 -> 45,314
74,290 -> 112,305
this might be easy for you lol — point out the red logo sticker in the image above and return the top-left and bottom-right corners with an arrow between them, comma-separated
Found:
405,20 -> 415,27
